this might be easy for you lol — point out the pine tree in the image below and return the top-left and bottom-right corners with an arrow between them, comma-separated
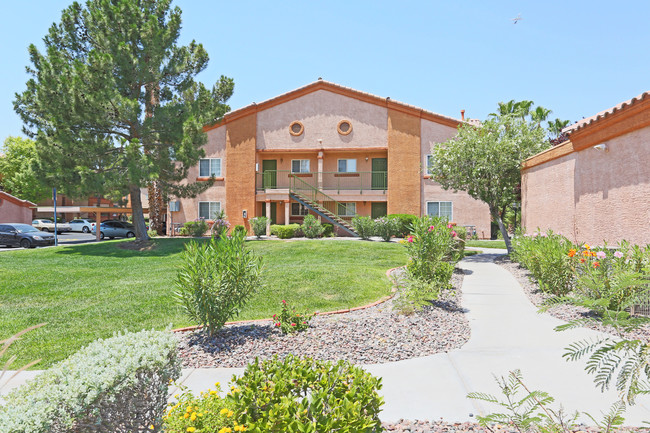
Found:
14,0 -> 233,239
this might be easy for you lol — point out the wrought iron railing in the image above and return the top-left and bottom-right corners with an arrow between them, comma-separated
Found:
256,170 -> 387,192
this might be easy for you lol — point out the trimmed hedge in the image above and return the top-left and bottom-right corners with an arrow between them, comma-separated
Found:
270,224 -> 301,239
0,330 -> 181,433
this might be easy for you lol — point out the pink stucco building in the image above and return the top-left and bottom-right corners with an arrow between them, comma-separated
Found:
0,191 -> 35,224
169,80 -> 491,237
522,91 -> 650,246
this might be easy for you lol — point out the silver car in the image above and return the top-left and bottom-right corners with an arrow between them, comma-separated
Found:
32,219 -> 72,234
91,221 -> 136,240
68,218 -> 95,233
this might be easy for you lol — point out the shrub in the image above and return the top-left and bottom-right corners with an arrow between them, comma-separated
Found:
164,382 -> 242,433
301,214 -> 324,238
388,214 -> 418,238
178,226 -> 190,236
271,224 -> 300,239
183,220 -> 209,237
0,329 -> 180,433
175,231 -> 263,336
250,216 -> 269,239
210,210 -> 231,237
511,230 -> 574,296
228,355 -> 384,432
351,216 -> 375,240
147,228 -> 158,238
233,224 -> 247,236
374,216 -> 400,242
403,216 -> 460,283
272,300 -> 313,334
322,223 -> 334,237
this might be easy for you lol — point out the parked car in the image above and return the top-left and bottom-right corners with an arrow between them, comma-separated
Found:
0,223 -> 56,248
91,221 -> 136,240
68,218 -> 95,233
32,219 -> 72,234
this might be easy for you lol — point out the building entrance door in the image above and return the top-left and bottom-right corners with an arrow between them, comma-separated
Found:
262,160 -> 277,189
371,158 -> 387,190
371,202 -> 387,219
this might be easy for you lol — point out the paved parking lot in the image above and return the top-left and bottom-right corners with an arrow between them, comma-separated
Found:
0,232 -> 100,251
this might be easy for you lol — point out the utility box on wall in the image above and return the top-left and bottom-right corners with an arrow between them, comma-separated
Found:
168,201 -> 180,212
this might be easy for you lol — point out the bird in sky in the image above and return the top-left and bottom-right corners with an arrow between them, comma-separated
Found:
512,14 -> 523,24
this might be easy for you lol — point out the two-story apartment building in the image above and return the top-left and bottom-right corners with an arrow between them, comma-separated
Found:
169,80 -> 490,237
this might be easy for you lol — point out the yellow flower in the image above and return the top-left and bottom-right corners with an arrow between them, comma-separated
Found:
210,390 -> 218,395
190,412 -> 197,421
187,428 -> 196,433
215,382 -> 220,386
227,410 -> 234,418
220,408 -> 229,415
149,425 -> 154,430
219,428 -> 232,433
234,426 -> 247,432
184,413 -> 190,419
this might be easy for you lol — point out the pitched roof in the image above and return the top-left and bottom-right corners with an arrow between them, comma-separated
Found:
0,190 -> 36,208
564,91 -> 650,135
204,79 -> 462,131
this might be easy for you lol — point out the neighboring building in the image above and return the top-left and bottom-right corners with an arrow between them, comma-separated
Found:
0,191 -> 35,224
169,80 -> 491,237
35,195 -> 118,222
522,91 -> 650,246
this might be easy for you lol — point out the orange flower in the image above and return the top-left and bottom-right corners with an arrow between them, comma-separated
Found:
591,251 -> 597,257
580,258 -> 586,263
582,250 -> 591,257
568,249 -> 576,257
593,261 -> 600,268
584,243 -> 591,250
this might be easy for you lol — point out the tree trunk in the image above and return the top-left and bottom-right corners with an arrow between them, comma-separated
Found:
148,181 -> 164,234
490,205 -> 512,254
129,184 -> 149,241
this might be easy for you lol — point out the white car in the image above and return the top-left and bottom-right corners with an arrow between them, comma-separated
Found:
68,218 -> 95,233
32,219 -> 72,234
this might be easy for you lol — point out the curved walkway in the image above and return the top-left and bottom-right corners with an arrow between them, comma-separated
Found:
4,252 -> 650,424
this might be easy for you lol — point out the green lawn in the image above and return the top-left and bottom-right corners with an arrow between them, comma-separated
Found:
465,240 -> 507,249
0,239 -> 407,368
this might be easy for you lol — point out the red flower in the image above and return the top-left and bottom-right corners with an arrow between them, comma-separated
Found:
580,258 -> 586,263
291,323 -> 296,327
282,300 -> 286,304
593,261 -> 600,268
275,323 -> 280,327
302,321 -> 307,325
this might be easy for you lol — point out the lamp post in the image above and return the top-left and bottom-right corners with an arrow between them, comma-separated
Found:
53,187 -> 58,247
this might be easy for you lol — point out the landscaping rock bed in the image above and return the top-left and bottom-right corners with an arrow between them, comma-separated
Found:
176,269 -> 470,368
496,256 -> 650,342
382,419 -> 641,432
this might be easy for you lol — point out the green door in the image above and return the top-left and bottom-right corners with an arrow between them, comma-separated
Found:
371,202 -> 387,219
371,158 -> 387,190
262,160 -> 277,189
261,202 -> 277,224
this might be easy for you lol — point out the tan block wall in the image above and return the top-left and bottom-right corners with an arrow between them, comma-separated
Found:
257,90 -> 387,150
226,114 -> 257,230
0,201 -> 33,224
387,109 -> 421,215
522,126 -> 650,246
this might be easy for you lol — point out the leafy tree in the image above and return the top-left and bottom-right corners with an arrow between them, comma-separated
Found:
431,111 -> 548,253
14,0 -> 233,239
0,136 -> 50,203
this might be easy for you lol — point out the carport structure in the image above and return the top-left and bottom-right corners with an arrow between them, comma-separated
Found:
35,206 -> 144,241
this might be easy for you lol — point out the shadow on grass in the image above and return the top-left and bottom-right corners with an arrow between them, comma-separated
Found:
53,237 -> 206,258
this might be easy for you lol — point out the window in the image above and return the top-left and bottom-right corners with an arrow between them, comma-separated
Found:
426,154 -> 435,175
337,159 -> 357,173
199,158 -> 221,177
291,159 -> 310,173
337,120 -> 352,135
427,201 -> 453,220
289,121 -> 304,136
198,201 -> 221,220
337,202 -> 356,216
291,203 -> 309,216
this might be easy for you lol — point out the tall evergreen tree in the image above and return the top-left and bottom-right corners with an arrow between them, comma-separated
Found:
14,0 -> 233,239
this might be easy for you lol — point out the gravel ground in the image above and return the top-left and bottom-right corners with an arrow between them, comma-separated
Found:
381,419 -> 643,432
176,269 -> 470,368
496,256 -> 650,342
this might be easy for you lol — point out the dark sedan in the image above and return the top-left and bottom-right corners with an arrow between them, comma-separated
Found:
0,223 -> 56,248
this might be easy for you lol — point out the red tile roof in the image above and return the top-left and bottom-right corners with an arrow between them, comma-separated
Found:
564,91 -> 650,135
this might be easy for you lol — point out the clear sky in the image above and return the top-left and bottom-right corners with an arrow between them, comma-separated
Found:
2,0 -> 649,140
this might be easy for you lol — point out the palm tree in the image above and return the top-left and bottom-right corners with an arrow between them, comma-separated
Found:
547,118 -> 571,139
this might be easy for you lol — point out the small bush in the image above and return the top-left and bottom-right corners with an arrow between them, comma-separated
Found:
233,224 -> 247,235
351,216 -> 375,240
322,223 -> 334,237
228,355 -> 384,432
147,228 -> 158,238
0,330 -> 180,433
183,220 -> 209,237
403,216 -> 460,283
388,214 -> 418,238
271,224 -> 300,239
374,216 -> 400,242
250,216 -> 269,238
175,231 -> 263,336
273,300 -> 313,334
178,227 -> 190,236
301,214 -> 324,238
164,382 -> 241,433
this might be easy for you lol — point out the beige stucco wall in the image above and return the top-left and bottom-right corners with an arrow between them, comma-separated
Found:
522,126 -> 650,246
0,199 -> 33,224
420,118 -> 491,238
257,90 -> 388,150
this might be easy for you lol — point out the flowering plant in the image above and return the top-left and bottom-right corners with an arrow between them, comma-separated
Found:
273,300 -> 313,334
211,210 -> 231,237
301,214 -> 324,238
373,216 -> 400,242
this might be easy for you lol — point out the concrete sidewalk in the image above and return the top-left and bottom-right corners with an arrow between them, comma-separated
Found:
4,252 -> 650,424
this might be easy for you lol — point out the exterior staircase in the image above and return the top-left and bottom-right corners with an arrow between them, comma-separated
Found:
289,176 -> 358,237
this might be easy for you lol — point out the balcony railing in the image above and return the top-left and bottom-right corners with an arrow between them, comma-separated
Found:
256,171 -> 387,192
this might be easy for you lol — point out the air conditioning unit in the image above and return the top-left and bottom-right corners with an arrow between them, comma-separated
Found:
168,201 -> 180,212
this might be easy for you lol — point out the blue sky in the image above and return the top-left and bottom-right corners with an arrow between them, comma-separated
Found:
2,1 -> 649,139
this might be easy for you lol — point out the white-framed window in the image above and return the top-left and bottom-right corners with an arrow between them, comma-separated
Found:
427,201 -> 452,220
198,201 -> 221,220
291,159 -> 310,173
199,158 -> 221,177
291,203 -> 309,216
337,202 -> 356,216
426,154 -> 435,175
337,159 -> 357,173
